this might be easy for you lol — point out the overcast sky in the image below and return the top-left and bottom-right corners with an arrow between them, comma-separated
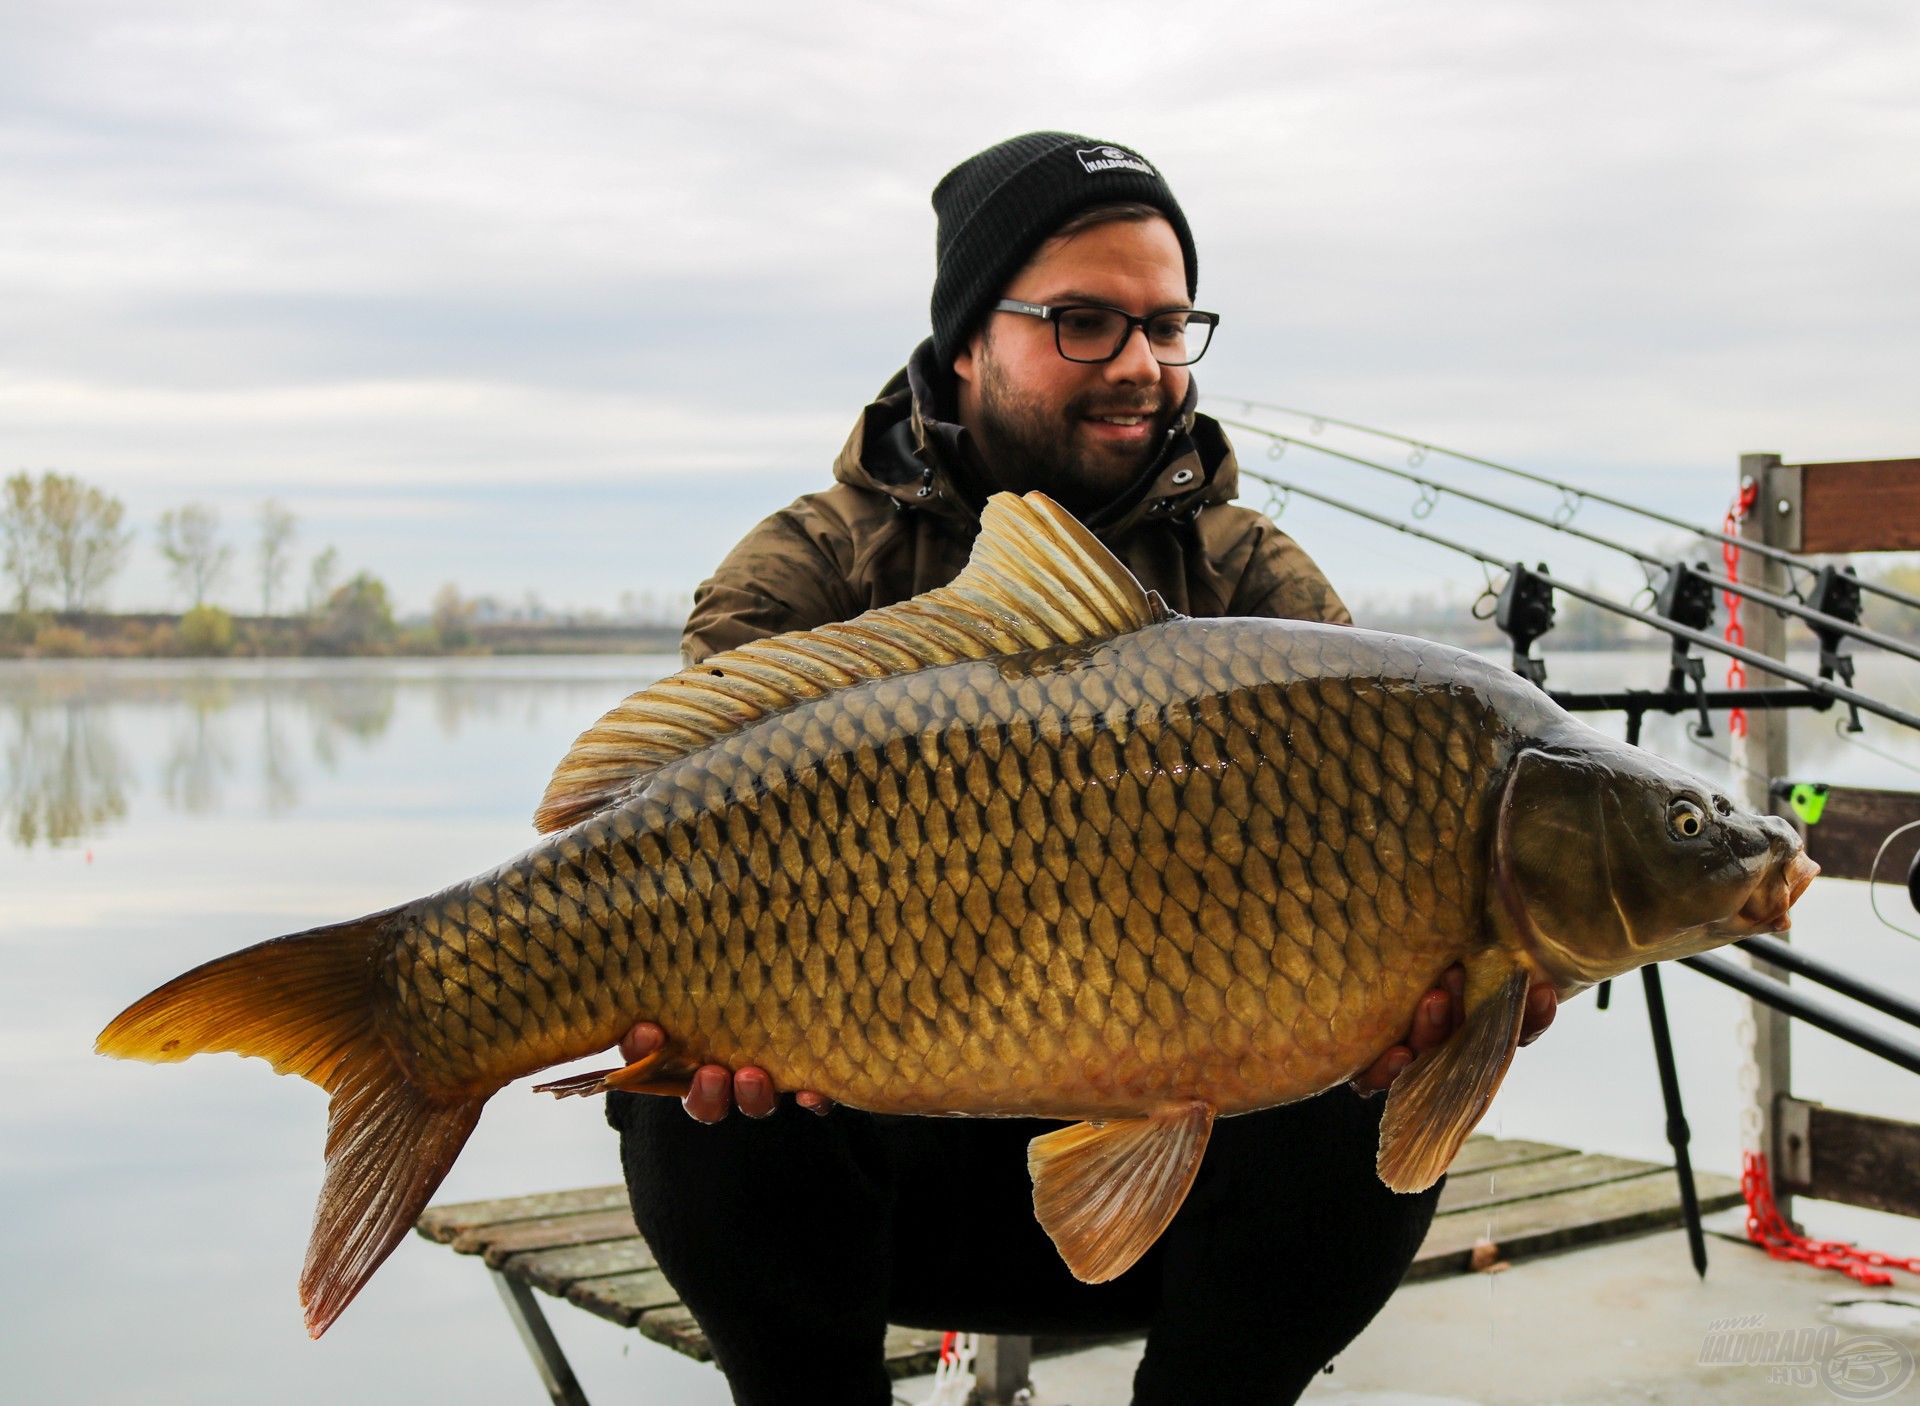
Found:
4,0 -> 1916,616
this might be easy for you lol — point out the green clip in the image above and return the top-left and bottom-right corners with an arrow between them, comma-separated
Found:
1787,783 -> 1829,826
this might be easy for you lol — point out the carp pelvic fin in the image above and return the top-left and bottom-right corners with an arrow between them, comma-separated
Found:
1376,953 -> 1531,1193
95,911 -> 488,1337
1027,1100 -> 1215,1283
534,491 -> 1163,832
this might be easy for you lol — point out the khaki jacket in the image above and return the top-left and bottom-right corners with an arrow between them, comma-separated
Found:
682,341 -> 1349,664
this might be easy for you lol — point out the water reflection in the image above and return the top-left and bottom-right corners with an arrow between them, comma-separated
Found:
2,696 -> 132,847
0,661 -> 656,850
161,685 -> 236,815
261,695 -> 298,816
1,650 -> 1912,854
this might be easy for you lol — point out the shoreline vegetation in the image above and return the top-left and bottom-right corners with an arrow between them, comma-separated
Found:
0,607 -> 684,660
6,471 -> 1915,661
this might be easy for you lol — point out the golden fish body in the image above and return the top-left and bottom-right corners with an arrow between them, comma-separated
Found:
393,618 -> 1542,1120
97,492 -> 1813,1334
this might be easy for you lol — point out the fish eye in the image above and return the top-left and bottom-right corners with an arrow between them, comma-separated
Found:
1668,798 -> 1707,840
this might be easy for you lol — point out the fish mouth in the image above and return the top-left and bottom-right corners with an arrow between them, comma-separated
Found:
1729,851 -> 1820,934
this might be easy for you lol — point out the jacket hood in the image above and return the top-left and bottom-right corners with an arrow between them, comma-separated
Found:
831,338 -> 1243,542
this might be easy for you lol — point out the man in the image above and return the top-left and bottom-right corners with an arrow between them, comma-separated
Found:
606,132 -> 1556,1405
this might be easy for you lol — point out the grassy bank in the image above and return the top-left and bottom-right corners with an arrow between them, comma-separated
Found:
0,609 -> 683,660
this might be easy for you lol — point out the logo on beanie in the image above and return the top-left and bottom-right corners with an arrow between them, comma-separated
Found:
1075,146 -> 1155,177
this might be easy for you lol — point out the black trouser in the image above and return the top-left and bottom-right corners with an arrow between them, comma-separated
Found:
607,1088 -> 1439,1406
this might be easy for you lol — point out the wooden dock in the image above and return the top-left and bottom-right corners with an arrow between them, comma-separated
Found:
415,1132 -> 1743,1385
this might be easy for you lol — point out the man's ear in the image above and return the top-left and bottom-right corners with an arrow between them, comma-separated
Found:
952,329 -> 983,389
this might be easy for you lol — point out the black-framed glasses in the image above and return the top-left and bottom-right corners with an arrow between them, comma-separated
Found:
993,299 -> 1219,366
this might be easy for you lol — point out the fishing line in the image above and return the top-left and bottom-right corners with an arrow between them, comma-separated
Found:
1225,421 -> 1920,669
1216,395 -> 1920,619
1681,721 -> 1775,790
1867,819 -> 1920,941
1833,718 -> 1920,780
1261,482 -> 1477,601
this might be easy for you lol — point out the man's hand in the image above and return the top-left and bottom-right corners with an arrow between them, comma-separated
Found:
1349,965 -> 1557,1096
619,1022 -> 833,1123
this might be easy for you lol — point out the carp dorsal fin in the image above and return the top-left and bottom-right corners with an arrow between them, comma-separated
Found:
534,491 -> 1162,832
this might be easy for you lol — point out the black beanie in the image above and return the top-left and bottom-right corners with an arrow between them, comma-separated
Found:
929,132 -> 1198,365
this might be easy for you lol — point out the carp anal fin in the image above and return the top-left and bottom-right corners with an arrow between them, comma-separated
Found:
532,1044 -> 696,1099
535,492 -> 1159,832
1028,1100 -> 1215,1283
1376,954 -> 1531,1193
96,913 -> 487,1338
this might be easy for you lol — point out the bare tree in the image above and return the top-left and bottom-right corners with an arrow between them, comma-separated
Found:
40,474 -> 133,611
156,503 -> 233,608
306,545 -> 339,615
1,473 -> 48,612
257,499 -> 297,617
431,582 -> 476,649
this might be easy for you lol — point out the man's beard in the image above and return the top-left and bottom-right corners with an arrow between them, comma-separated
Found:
969,348 -> 1175,520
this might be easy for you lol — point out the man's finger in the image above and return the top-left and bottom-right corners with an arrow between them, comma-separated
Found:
1351,1044 -> 1413,1098
795,1090 -> 834,1116
618,1021 -> 666,1064
683,1065 -> 732,1123
1409,989 -> 1454,1054
1348,1046 -> 1412,1096
734,1067 -> 778,1118
1519,983 -> 1558,1045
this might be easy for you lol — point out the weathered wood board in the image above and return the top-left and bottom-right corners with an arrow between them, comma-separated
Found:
418,1134 -> 1741,1378
1790,784 -> 1920,884
1792,457 -> 1920,554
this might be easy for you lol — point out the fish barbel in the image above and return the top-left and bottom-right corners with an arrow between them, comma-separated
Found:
97,492 -> 1816,1336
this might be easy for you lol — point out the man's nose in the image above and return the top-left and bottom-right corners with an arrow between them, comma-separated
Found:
1104,325 -> 1163,386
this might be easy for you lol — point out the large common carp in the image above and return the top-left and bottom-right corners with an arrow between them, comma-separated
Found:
98,492 -> 1815,1337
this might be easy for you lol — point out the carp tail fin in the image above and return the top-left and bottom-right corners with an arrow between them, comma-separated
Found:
96,911 -> 487,1337
1376,953 -> 1531,1193
300,1067 -> 484,1337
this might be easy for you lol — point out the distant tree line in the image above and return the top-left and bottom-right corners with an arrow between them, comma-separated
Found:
0,471 -> 417,657
0,468 -> 684,659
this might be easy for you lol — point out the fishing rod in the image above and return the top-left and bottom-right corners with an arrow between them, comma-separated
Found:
1215,396 -> 1920,618
1215,419 -> 1920,673
1241,467 -> 1920,734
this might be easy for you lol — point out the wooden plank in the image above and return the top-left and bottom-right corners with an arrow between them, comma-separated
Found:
1438,1152 -> 1662,1215
1778,1102 -> 1920,1219
637,1305 -> 712,1362
505,1237 -> 658,1295
1407,1169 -> 1742,1281
427,1142 -> 1746,1370
1794,458 -> 1920,554
1794,785 -> 1920,884
1742,453 -> 1798,1223
1446,1137 -> 1577,1177
453,1207 -> 639,1265
416,1184 -> 628,1244
566,1268 -> 683,1327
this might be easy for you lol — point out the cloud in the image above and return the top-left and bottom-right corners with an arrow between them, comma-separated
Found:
3,0 -> 1916,610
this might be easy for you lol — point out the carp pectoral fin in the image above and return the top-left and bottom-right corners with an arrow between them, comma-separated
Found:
1027,1100 -> 1215,1284
532,1048 -> 692,1099
1376,954 -> 1532,1194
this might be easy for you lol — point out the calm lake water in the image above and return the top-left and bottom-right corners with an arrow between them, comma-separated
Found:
4,649 -> 1918,1404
